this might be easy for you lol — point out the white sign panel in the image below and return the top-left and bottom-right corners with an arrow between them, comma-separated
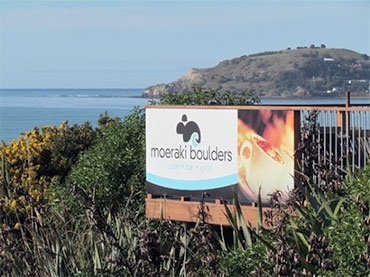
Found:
146,108 -> 238,190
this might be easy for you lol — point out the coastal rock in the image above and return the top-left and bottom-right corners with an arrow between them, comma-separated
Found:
143,68 -> 205,97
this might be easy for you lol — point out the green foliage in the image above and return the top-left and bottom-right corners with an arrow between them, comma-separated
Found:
279,183 -> 344,274
1,155 -> 85,276
42,121 -> 96,217
157,86 -> 260,105
222,193 -> 254,251
220,192 -> 274,276
137,219 -> 221,276
68,108 -> 145,213
219,242 -> 273,276
325,163 -> 370,275
46,121 -> 96,183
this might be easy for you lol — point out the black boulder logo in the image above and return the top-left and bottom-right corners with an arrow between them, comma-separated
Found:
176,114 -> 201,146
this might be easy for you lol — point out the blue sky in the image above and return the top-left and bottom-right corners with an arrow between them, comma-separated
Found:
1,1 -> 369,89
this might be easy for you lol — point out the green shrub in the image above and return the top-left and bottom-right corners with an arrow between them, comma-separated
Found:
326,163 -> 370,275
157,86 -> 260,106
67,108 -> 145,213
219,240 -> 273,276
47,122 -> 96,184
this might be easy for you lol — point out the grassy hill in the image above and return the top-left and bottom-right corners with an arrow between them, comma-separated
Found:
143,47 -> 370,98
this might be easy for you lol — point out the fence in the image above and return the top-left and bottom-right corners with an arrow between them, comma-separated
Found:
298,104 -> 370,176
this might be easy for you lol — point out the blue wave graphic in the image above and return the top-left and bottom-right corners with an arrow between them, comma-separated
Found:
191,132 -> 199,147
146,172 -> 238,190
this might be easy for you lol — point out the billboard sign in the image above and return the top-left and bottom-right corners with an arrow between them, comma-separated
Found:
146,107 -> 295,204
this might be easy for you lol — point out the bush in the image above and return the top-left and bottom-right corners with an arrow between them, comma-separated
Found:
219,241 -> 273,276
0,125 -> 65,225
47,122 -> 96,184
157,86 -> 260,106
67,108 -> 146,213
327,164 -> 370,275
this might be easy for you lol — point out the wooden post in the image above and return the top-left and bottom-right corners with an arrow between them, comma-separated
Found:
337,91 -> 350,129
294,110 -> 301,180
345,91 -> 350,108
345,91 -> 350,159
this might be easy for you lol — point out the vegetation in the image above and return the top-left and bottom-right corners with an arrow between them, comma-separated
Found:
0,88 -> 369,276
156,86 -> 260,106
67,107 -> 146,214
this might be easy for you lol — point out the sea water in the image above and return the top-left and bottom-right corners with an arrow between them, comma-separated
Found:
0,89 -> 150,143
1,88 -> 369,143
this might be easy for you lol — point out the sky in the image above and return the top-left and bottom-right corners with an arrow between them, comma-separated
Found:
1,0 -> 369,89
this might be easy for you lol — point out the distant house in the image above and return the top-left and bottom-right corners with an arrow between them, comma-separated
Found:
323,58 -> 335,62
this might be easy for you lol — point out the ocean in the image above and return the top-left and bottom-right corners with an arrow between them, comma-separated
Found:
1,88 -> 369,143
0,89 -> 150,143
